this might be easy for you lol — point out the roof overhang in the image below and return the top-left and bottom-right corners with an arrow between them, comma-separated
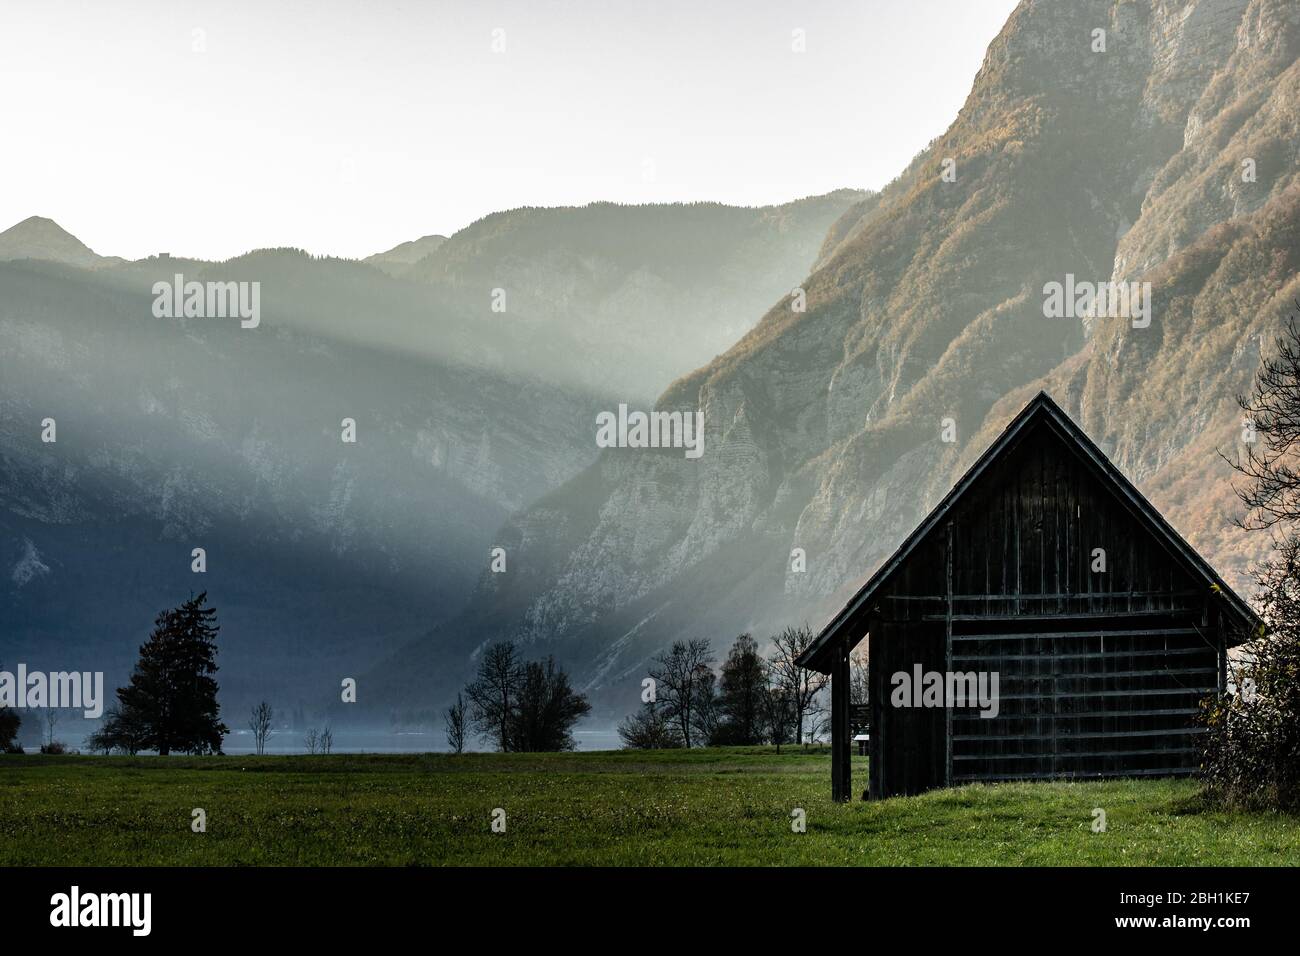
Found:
797,391 -> 1261,674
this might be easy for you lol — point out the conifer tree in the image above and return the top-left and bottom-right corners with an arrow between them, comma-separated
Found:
111,592 -> 229,755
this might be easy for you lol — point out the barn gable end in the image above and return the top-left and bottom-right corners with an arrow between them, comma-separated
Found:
798,392 -> 1260,800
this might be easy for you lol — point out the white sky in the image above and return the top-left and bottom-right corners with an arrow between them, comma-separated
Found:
0,0 -> 1019,261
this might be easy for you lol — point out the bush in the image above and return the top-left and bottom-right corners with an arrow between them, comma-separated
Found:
1200,632 -> 1300,811
1200,693 -> 1300,811
1207,308 -> 1300,810
39,741 -> 67,755
1199,559 -> 1300,810
0,707 -> 19,751
618,702 -> 684,749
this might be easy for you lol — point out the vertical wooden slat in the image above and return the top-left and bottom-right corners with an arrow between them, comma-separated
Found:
1214,604 -> 1226,694
945,520 -> 954,787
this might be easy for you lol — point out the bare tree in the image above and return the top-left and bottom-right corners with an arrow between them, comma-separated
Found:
465,642 -> 524,752
319,725 -> 333,755
248,701 -> 273,756
803,700 -> 831,745
444,692 -> 468,753
647,639 -> 713,747
690,666 -> 720,745
1204,303 -> 1300,808
1226,305 -> 1300,541
761,671 -> 796,753
767,625 -> 829,746
44,709 -> 60,748
617,701 -> 684,749
304,727 -> 320,755
510,657 -> 591,751
849,645 -> 869,707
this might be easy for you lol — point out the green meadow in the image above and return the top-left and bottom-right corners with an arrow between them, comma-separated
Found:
2,748 -> 1298,866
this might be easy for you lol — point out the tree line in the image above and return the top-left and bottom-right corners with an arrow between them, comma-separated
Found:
2,593 -> 231,757
20,588 -> 343,758
246,699 -> 334,755
1,600 -> 862,762
617,625 -> 861,750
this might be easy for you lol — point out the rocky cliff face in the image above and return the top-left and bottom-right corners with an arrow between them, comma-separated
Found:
382,0 -> 1300,718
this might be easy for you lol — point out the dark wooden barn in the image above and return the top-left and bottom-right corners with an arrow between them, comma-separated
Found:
797,392 -> 1260,801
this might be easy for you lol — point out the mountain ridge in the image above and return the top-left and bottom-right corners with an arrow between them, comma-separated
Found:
1,191 -> 866,728
367,0 -> 1300,722
0,216 -> 117,270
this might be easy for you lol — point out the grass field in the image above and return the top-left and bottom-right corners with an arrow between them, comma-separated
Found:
2,747 -> 1298,866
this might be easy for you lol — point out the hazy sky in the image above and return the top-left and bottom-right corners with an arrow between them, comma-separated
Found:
0,0 -> 1019,261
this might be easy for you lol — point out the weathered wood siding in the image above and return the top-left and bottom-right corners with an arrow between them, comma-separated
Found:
866,417 -> 1222,798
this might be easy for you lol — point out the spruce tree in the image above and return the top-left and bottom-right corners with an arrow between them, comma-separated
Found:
114,592 -> 228,755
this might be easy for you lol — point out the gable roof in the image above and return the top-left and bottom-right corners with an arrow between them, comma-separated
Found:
797,391 -> 1261,673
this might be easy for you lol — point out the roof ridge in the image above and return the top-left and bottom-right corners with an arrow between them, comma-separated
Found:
797,392 -> 1260,672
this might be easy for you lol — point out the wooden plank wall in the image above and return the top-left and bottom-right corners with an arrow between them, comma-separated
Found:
867,420 -> 1221,798
870,618 -> 946,796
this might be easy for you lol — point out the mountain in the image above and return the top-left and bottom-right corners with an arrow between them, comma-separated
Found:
363,235 -> 447,277
0,216 -> 118,270
402,193 -> 870,399
0,193 -> 864,729
0,252 -> 605,719
371,0 -> 1300,721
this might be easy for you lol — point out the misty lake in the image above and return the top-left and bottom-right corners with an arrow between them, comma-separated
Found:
219,727 -> 623,755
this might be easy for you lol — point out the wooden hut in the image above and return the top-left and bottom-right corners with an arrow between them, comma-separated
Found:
796,392 -> 1260,800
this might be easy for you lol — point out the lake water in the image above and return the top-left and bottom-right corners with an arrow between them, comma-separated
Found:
219,727 -> 623,755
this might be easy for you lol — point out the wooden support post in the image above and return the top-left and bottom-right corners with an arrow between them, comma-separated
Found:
840,638 -> 852,800
831,637 -> 852,801
1213,605 -> 1227,695
945,520 -> 953,787
868,615 -> 881,801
